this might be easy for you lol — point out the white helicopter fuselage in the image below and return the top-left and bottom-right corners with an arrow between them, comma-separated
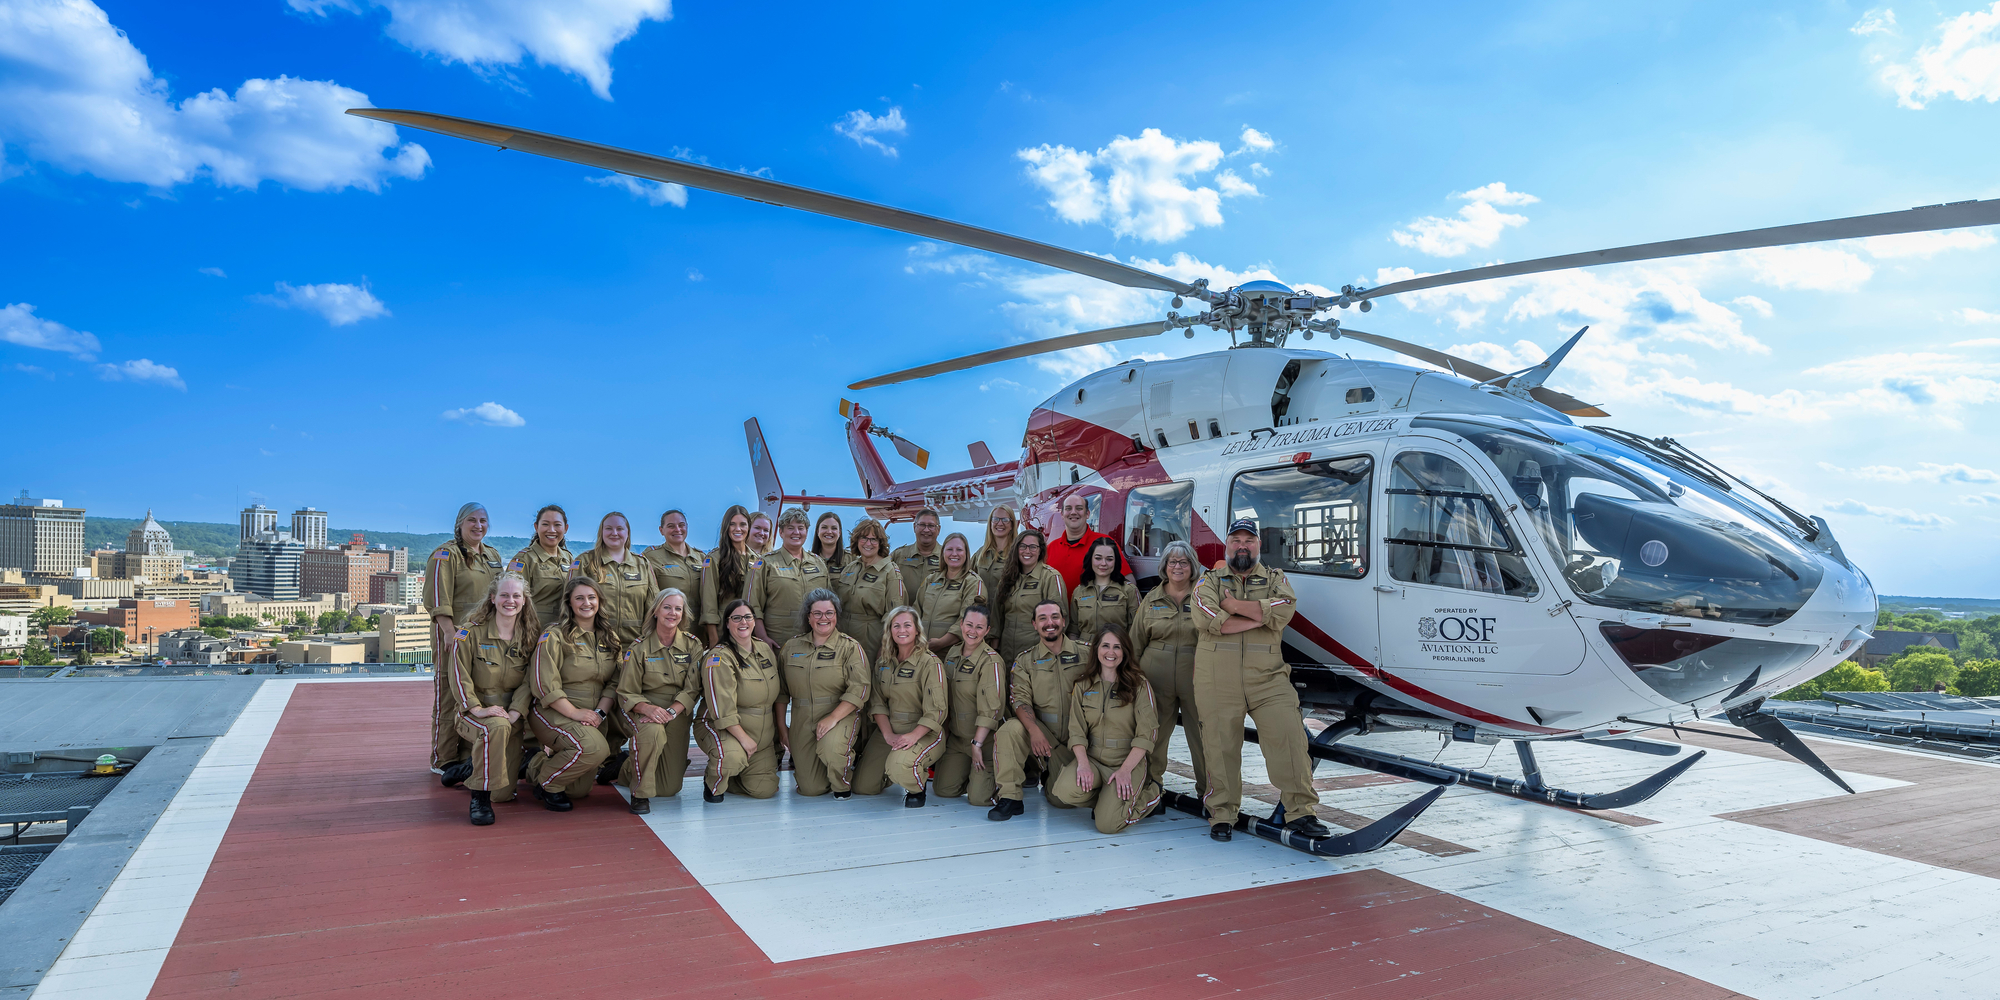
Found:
1008,346 -> 1876,741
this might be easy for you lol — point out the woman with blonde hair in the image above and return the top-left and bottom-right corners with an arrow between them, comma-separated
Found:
700,505 -> 759,646
526,576 -> 622,811
444,571 -> 540,825
996,529 -> 1065,664
833,518 -> 905,658
695,598 -> 787,801
1049,622 -> 1162,834
611,588 -> 704,814
429,501 -> 502,778
571,511 -> 655,644
1131,539 -> 1207,802
507,505 -> 572,624
747,511 -> 775,555
779,588 -> 871,798
933,605 -> 1005,807
853,606 -> 947,806
970,506 -> 1017,602
918,532 -> 986,653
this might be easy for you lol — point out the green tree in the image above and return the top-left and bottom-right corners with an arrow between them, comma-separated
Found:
1955,659 -> 2000,698
30,606 -> 72,631
316,611 -> 346,633
89,628 -> 123,652
1776,661 -> 1892,701
21,639 -> 53,666
72,641 -> 92,665
293,611 -> 314,626
1956,632 -> 1996,664
1884,649 -> 1959,692
203,626 -> 232,639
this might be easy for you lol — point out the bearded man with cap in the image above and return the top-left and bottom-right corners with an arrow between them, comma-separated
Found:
1191,517 -> 1330,842
431,502 -> 505,779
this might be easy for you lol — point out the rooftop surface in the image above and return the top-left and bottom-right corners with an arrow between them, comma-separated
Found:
3,675 -> 1997,999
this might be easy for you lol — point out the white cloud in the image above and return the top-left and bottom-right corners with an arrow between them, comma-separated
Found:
198,266 -> 226,278
0,0 -> 429,190
1961,492 -> 2000,505
1236,127 -> 1273,153
587,172 -> 685,206
1017,128 -> 1256,242
1956,308 -> 2000,324
1956,337 -> 2000,346
1731,294 -> 1773,318
1731,245 -> 1873,291
685,267 -> 703,281
1860,228 -> 1997,257
1819,461 -> 2000,483
1803,350 -> 2000,425
1825,498 -> 1955,529
290,0 -> 670,100
262,281 -> 389,326
442,401 -> 525,427
1391,182 -> 1539,257
96,357 -> 183,389
1852,8 -> 1898,36
1880,2 -> 2000,108
833,106 -> 907,157
0,302 -> 100,358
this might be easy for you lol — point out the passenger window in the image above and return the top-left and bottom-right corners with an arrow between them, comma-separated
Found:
1226,456 -> 1370,578
1386,452 -> 1538,597
1125,481 -> 1194,557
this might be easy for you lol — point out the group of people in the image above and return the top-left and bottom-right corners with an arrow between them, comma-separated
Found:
427,495 -> 1336,844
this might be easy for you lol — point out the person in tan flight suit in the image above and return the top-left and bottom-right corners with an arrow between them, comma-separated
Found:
1050,622 -> 1163,834
779,589 -> 870,798
445,572 -> 540,826
571,511 -> 655,644
527,577 -> 623,811
1131,540 -> 1207,804
1194,518 -> 1331,842
834,518 -> 905,660
970,505 -> 1017,605
1068,537 -> 1137,640
748,511 -> 774,555
750,507 -> 830,652
933,606 -> 1005,807
507,505 -> 573,625
695,599 -> 787,801
986,599 -> 1092,820
889,509 -> 943,599
918,532 -> 986,653
612,588 -> 704,815
995,530 -> 1066,665
701,506 -> 759,647
642,509 -> 705,627
853,607 -> 948,806
811,511 -> 846,577
431,502 -> 502,780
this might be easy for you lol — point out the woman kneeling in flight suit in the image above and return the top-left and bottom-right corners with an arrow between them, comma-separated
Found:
612,588 -> 704,814
781,588 -> 871,798
933,606 -> 1006,807
1050,622 -> 1163,834
447,572 -> 539,825
527,577 -> 623,811
695,598 -> 787,801
853,606 -> 948,806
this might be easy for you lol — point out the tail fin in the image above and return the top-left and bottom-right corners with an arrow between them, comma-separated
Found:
745,418 -> 785,520
968,441 -> 996,468
839,399 -> 896,499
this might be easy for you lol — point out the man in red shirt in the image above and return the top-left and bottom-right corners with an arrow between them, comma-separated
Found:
1043,493 -> 1132,592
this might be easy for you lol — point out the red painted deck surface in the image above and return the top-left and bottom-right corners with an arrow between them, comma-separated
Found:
147,683 -> 1743,999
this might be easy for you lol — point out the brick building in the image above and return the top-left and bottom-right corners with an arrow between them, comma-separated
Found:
76,598 -> 198,645
303,535 -> 411,602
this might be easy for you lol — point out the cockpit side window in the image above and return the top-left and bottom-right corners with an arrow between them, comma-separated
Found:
1227,455 -> 1371,578
1126,481 -> 1193,557
1386,451 -> 1539,598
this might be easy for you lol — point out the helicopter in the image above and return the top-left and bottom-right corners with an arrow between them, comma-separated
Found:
350,107 -> 2000,856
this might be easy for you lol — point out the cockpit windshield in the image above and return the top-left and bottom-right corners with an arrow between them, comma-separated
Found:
1411,416 -> 1824,625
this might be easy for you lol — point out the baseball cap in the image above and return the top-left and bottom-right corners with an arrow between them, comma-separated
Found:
1227,517 -> 1258,536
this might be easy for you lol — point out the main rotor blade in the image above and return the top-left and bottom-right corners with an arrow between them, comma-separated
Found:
848,321 -> 1171,390
1361,198 -> 2000,301
1338,328 -> 1608,417
346,108 -> 1195,296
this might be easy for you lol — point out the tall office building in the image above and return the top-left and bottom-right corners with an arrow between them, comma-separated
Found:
0,493 -> 86,576
236,528 -> 304,600
119,510 -> 184,582
239,504 -> 277,544
291,507 -> 328,550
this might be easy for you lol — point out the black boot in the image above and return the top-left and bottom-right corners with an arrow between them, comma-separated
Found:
628,796 -> 650,815
1284,815 -> 1333,839
987,798 -> 1021,821
833,790 -> 852,800
440,760 -> 474,788
469,790 -> 494,826
1021,770 -> 1039,790
904,790 -> 926,809
703,785 -> 725,804
532,783 -> 573,812
596,750 -> 628,786
1209,823 -> 1233,842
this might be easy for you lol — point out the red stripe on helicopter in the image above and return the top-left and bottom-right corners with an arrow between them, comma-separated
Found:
1288,612 -> 1559,735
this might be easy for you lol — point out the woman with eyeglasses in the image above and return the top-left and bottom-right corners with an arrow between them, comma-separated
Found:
1068,536 -> 1137,641
694,598 -> 787,802
700,505 -> 760,647
1132,539 -> 1207,803
933,605 -> 1006,807
853,606 -> 947,806
779,588 -> 870,798
834,518 -> 905,660
507,505 -> 572,624
918,532 -> 986,653
526,577 -> 622,811
643,509 -> 704,627
611,588 -> 703,814
995,529 -> 1065,665
970,505 -> 1017,605
751,507 -> 830,652
1050,622 -> 1162,834
572,511 -> 655,644
811,511 -> 847,576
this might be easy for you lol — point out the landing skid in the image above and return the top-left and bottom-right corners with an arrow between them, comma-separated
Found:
1160,786 -> 1447,857
1257,725 -> 1708,812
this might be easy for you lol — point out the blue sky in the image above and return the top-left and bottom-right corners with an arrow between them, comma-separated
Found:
3,0 -> 1998,596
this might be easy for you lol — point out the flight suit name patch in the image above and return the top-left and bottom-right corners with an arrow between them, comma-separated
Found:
863,573 -> 878,583
1058,652 -> 1080,665
816,650 -> 837,660
487,560 -> 503,569
672,653 -> 691,664
1249,576 -> 1266,585
623,571 -> 640,580
896,667 -> 916,678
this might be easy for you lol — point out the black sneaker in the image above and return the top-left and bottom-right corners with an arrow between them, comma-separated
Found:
532,784 -> 573,812
628,796 -> 650,815
904,790 -> 926,809
987,798 -> 1021,821
440,760 -> 474,788
703,786 -> 725,804
469,792 -> 494,826
1209,823 -> 1233,842
833,790 -> 852,800
1284,815 -> 1333,839
1021,771 -> 1039,790
596,751 -> 628,786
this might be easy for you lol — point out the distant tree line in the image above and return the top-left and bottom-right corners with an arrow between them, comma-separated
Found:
1775,608 -> 2000,700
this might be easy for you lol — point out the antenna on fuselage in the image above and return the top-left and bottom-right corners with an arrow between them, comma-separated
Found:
1491,326 -> 1591,411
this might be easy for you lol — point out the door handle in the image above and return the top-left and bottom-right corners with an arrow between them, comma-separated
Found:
1373,585 -> 1398,594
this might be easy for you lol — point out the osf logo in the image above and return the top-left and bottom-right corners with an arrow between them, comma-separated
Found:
1423,616 -> 1498,643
